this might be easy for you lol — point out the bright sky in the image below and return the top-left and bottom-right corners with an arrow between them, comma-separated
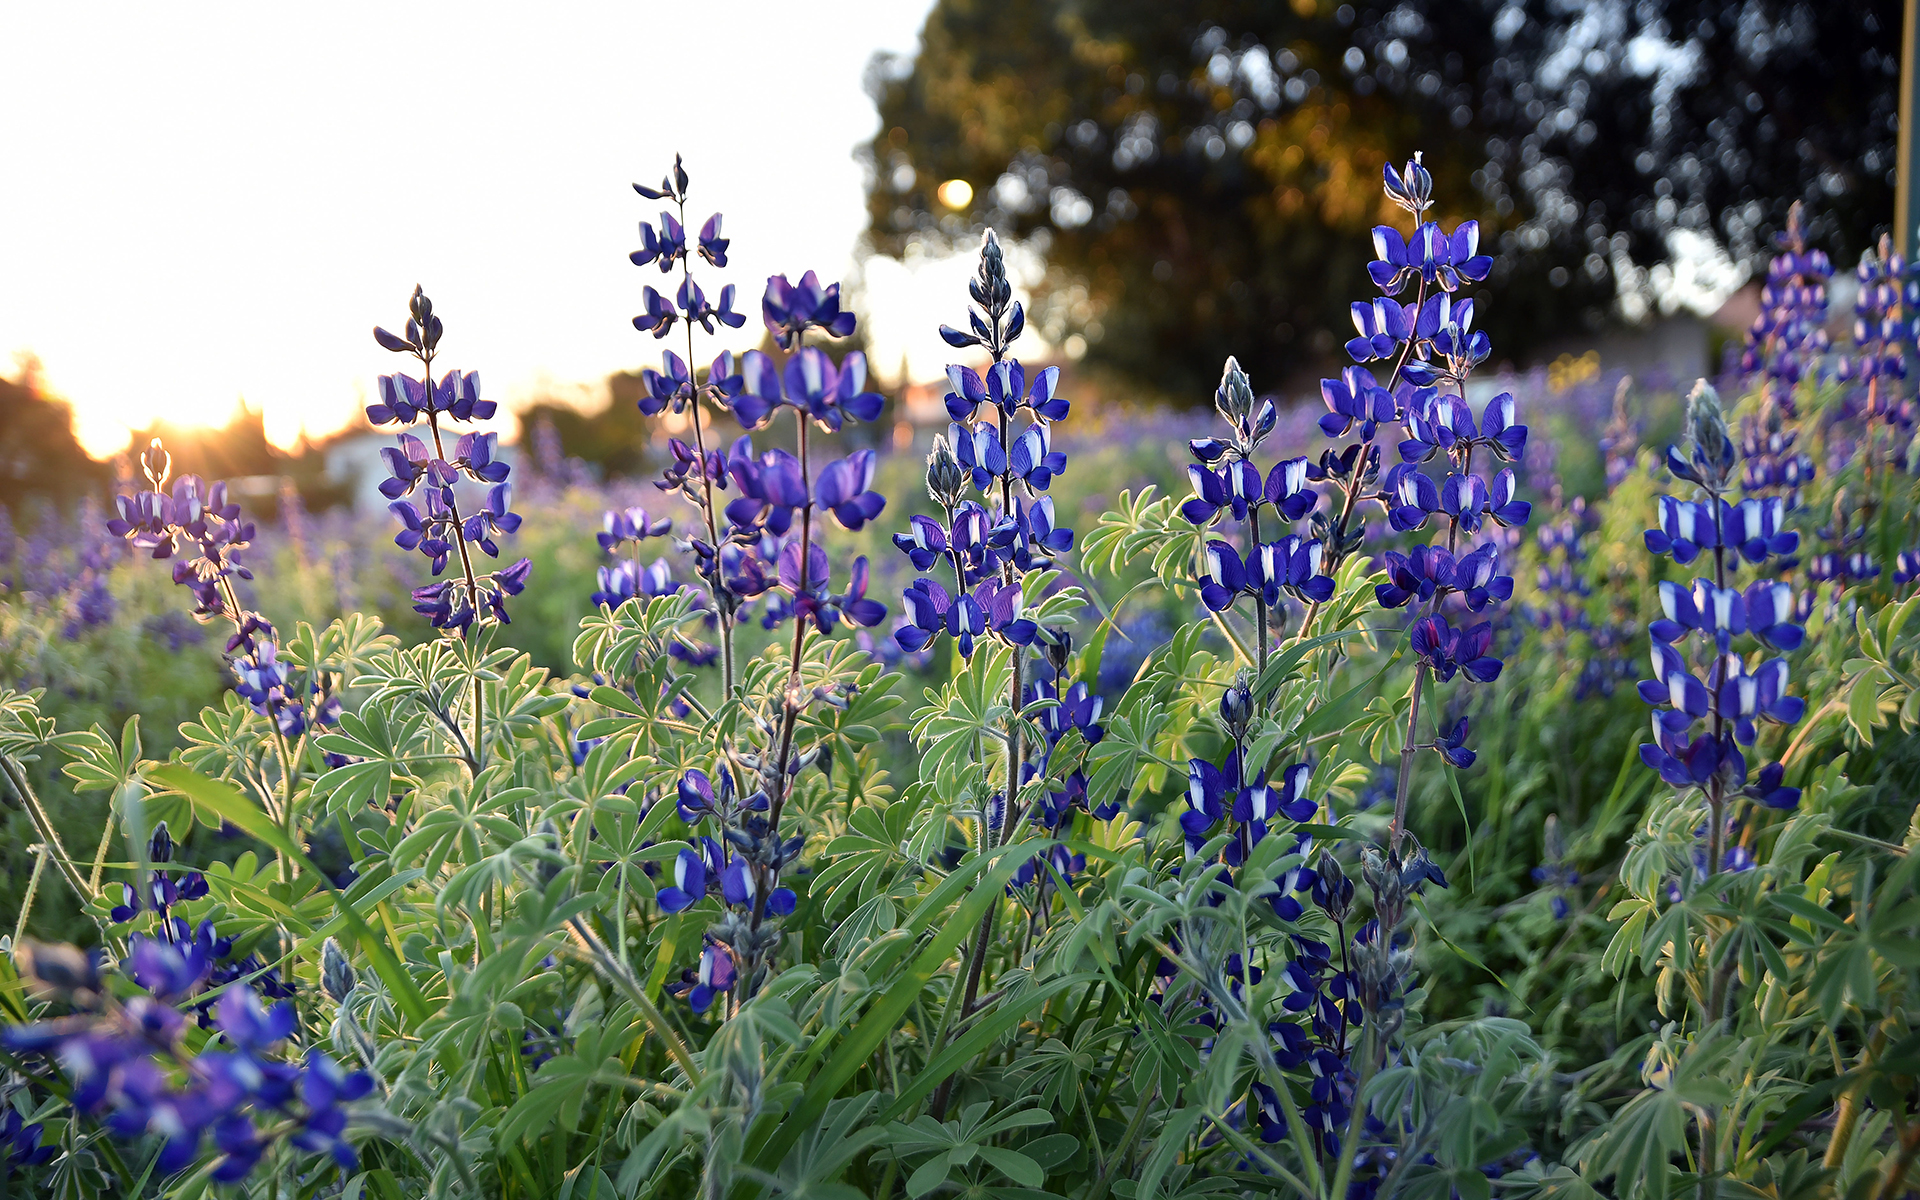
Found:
0,2 -> 985,457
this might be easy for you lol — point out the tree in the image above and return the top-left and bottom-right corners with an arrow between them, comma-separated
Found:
0,360 -> 110,510
862,0 -> 1898,397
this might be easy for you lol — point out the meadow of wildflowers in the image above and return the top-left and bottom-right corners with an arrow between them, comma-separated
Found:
2,154 -> 1919,1200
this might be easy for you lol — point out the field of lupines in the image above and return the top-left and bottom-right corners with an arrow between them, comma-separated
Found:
2,152 -> 1919,1200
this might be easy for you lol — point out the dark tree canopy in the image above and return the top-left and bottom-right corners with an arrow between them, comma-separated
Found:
861,0 -> 1899,397
0,365 -> 109,510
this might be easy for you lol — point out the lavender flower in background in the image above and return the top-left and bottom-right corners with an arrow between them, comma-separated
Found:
1740,201 -> 1831,420
102,441 -> 338,738
1838,234 -> 1915,429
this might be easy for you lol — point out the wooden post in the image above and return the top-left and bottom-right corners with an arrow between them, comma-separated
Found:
1900,0 -> 1920,257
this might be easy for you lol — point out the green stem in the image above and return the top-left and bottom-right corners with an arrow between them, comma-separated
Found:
1086,1083 -> 1159,1200
0,757 -> 89,903
1390,665 -> 1428,858
11,844 -> 47,944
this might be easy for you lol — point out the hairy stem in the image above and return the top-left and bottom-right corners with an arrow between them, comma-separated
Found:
1250,505 -> 1268,672
675,199 -> 736,696
1391,664 -> 1428,857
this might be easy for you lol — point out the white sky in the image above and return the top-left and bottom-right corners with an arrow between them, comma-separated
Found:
0,2 -> 982,457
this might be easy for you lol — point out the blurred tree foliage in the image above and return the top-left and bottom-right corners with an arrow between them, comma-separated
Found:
863,0 -> 1899,396
124,407 -> 354,517
0,362 -> 110,509
520,331 -> 889,481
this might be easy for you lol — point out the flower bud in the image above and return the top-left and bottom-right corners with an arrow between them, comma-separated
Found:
409,284 -> 433,323
1684,380 -> 1735,488
141,437 -> 172,488
1361,846 -> 1406,931
981,228 -> 1005,282
1042,630 -> 1073,675
1218,674 -> 1254,741
148,821 -> 173,865
925,434 -> 969,507
1314,852 -> 1353,923
321,936 -> 357,1003
1216,356 -> 1256,428
1543,813 -> 1565,865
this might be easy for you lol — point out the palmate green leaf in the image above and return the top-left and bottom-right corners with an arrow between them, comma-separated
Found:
1846,664 -> 1891,744
1084,681 -> 1174,814
147,762 -> 304,862
572,592 -> 702,686
1575,1085 -> 1686,1200
175,693 -> 269,792
1137,1107 -> 1203,1200
312,705 -> 432,818
58,715 -> 140,794
911,642 -> 1014,786
489,652 -> 567,743
749,843 -> 1041,1177
1250,629 -> 1368,703
878,973 -> 1099,1122
814,796 -> 914,918
0,687 -> 61,759
881,1102 -> 1056,1199
145,762 -> 432,1028
1082,487 -> 1188,581
1497,1160 -> 1602,1200
281,612 -> 398,686
496,1052 -> 630,1148
389,769 -> 526,878
1790,863 -> 1920,1021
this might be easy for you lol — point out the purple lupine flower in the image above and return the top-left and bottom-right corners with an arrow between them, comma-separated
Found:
1434,718 -> 1475,768
814,450 -> 887,530
1008,422 -> 1066,490
634,285 -> 677,337
1183,752 -> 1240,851
1266,457 -> 1317,521
951,421 -> 1007,491
1439,472 -> 1489,533
669,938 -> 738,1014
1644,496 -> 1720,565
1318,367 -> 1395,440
1346,297 -> 1414,362
656,849 -> 708,913
631,210 -> 687,273
1384,464 -> 1441,532
974,578 -> 1037,645
725,443 -> 809,536
943,364 -> 990,422
1197,540 -> 1247,612
1410,616 -> 1502,683
1720,496 -> 1799,564
1448,543 -> 1512,612
1249,536 -> 1335,606
1375,545 -> 1445,610
781,347 -> 886,431
762,271 -> 857,348
639,350 -> 695,416
893,514 -> 950,572
996,496 -> 1074,572
697,213 -> 728,267
599,506 -> 671,551
897,578 -> 953,653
